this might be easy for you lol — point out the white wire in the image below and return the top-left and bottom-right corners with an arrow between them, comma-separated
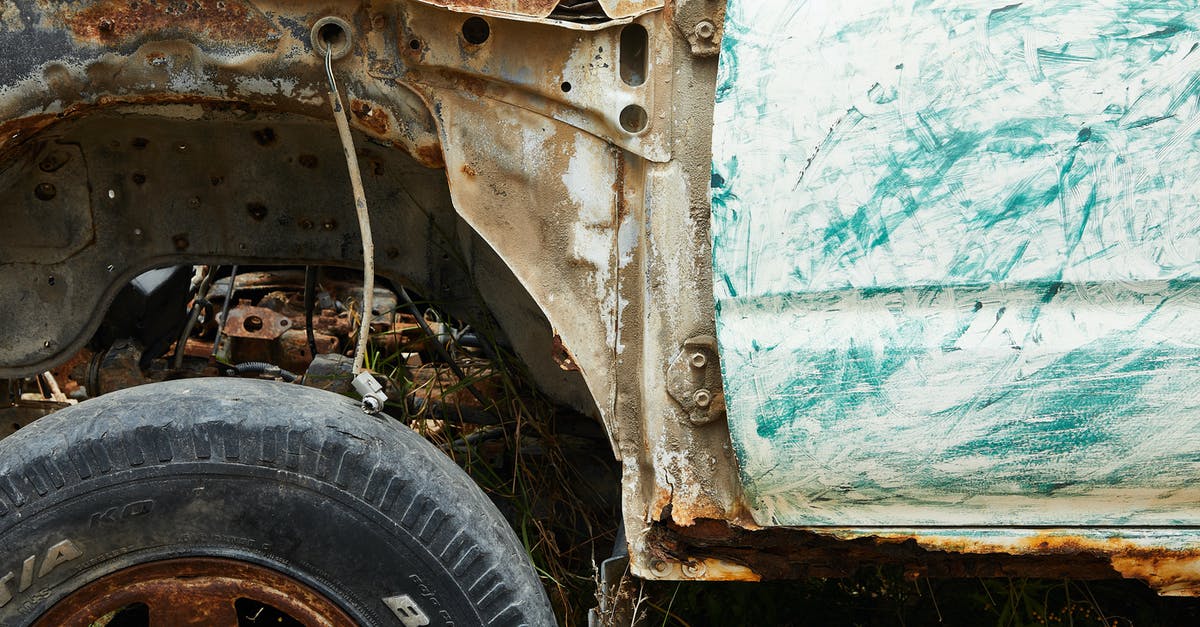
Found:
325,42 -> 376,375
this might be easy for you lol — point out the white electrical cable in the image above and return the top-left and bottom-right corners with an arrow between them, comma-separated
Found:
325,40 -> 376,376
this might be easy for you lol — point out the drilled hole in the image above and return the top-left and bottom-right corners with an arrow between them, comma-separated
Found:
462,17 -> 490,45
619,104 -> 648,133
561,81 -> 572,92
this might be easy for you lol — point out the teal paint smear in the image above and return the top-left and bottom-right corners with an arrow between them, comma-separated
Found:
712,1 -> 1200,527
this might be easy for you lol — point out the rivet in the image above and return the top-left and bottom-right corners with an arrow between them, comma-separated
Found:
694,20 -> 716,40
682,560 -> 707,578
650,560 -> 670,576
693,388 -> 711,408
34,183 -> 56,200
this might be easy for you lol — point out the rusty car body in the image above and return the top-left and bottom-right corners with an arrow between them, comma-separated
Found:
2,0 -> 1200,622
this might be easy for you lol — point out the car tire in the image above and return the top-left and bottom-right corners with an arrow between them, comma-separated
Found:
0,378 -> 555,626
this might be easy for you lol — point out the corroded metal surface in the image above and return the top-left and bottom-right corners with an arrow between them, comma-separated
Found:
412,0 -> 663,23
1,0 -> 1195,597
222,303 -> 292,340
654,521 -> 1200,596
55,0 -> 279,44
34,558 -> 354,625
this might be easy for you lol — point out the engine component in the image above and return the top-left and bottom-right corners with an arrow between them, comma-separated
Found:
91,266 -> 192,367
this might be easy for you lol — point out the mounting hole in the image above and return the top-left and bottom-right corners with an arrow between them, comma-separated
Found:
462,17 -> 490,45
311,17 -> 352,60
243,316 -> 264,332
619,104 -> 648,134
409,38 -> 422,51
561,81 -> 572,92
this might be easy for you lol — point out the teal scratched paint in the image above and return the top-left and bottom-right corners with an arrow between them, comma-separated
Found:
711,1 -> 1200,527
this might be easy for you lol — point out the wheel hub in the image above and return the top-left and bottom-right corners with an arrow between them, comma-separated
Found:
35,558 -> 355,626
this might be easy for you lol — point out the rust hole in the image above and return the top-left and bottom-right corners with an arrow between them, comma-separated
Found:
298,154 -> 318,169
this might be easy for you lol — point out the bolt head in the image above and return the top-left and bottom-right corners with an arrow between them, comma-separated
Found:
689,351 -> 707,368
694,20 -> 716,40
682,560 -> 707,578
693,388 -> 712,408
650,560 -> 670,576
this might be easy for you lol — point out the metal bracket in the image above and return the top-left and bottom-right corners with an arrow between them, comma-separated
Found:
666,335 -> 726,425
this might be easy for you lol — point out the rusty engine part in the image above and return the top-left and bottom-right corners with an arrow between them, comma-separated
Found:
67,266 -> 499,423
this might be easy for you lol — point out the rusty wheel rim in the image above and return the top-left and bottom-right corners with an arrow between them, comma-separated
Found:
34,558 -> 355,627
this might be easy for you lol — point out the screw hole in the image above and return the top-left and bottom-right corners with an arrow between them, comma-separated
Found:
462,17 -> 490,45
409,39 -> 421,51
561,81 -> 572,92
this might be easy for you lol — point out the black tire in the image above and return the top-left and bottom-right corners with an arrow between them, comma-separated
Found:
0,378 -> 555,626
